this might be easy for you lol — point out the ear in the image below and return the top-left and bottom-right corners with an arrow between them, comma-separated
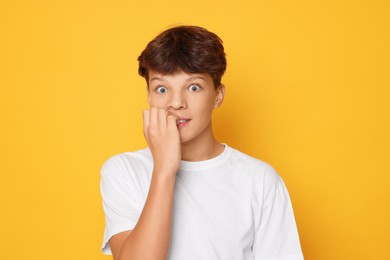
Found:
214,84 -> 226,108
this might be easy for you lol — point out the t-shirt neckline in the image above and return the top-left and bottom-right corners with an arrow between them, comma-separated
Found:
179,143 -> 232,172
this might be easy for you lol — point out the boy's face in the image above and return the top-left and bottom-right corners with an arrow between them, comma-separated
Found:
147,69 -> 225,144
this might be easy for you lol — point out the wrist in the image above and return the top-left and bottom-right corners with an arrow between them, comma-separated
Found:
152,165 -> 179,178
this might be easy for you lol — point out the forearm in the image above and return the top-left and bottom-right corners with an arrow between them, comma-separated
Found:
117,171 -> 176,260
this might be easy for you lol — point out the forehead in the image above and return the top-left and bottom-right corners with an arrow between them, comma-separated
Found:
149,70 -> 211,83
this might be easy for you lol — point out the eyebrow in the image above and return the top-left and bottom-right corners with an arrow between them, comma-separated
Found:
186,76 -> 206,82
150,76 -> 206,82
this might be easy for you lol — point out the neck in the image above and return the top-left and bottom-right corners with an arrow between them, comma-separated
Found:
180,124 -> 225,162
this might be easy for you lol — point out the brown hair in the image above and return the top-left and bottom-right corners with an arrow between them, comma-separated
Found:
138,25 -> 227,88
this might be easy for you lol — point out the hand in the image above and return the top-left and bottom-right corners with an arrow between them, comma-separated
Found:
143,107 -> 181,176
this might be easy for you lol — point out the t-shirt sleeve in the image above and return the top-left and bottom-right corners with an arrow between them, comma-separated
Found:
100,154 -> 142,255
252,165 -> 304,260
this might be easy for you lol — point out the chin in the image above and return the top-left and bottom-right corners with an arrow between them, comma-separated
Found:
179,133 -> 196,144
179,136 -> 191,144
179,123 -> 212,145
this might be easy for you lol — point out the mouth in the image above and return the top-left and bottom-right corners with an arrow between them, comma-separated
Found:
176,117 -> 191,128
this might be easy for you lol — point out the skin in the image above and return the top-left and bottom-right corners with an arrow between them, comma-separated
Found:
109,69 -> 226,260
145,69 -> 226,164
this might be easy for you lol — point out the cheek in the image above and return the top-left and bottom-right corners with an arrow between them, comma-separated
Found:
148,96 -> 166,108
197,100 -> 216,115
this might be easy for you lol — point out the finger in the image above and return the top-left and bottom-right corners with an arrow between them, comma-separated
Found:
150,107 -> 158,130
167,113 -> 178,130
142,109 -> 150,141
158,108 -> 167,129
167,111 -> 179,126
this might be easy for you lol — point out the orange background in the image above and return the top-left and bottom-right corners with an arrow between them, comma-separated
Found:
1,0 -> 389,259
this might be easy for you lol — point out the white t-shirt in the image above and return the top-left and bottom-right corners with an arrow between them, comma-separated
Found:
100,143 -> 304,259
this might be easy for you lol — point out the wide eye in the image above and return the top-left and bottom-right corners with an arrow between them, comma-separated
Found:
156,86 -> 168,94
188,84 -> 201,92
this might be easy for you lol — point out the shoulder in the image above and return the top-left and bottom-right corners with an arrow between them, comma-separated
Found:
229,147 -> 279,176
228,146 -> 289,207
100,147 -> 152,178
228,146 -> 283,188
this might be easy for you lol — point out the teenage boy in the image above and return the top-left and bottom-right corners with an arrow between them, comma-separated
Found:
100,25 -> 304,260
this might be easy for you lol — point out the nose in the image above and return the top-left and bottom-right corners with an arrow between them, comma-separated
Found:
167,91 -> 187,110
